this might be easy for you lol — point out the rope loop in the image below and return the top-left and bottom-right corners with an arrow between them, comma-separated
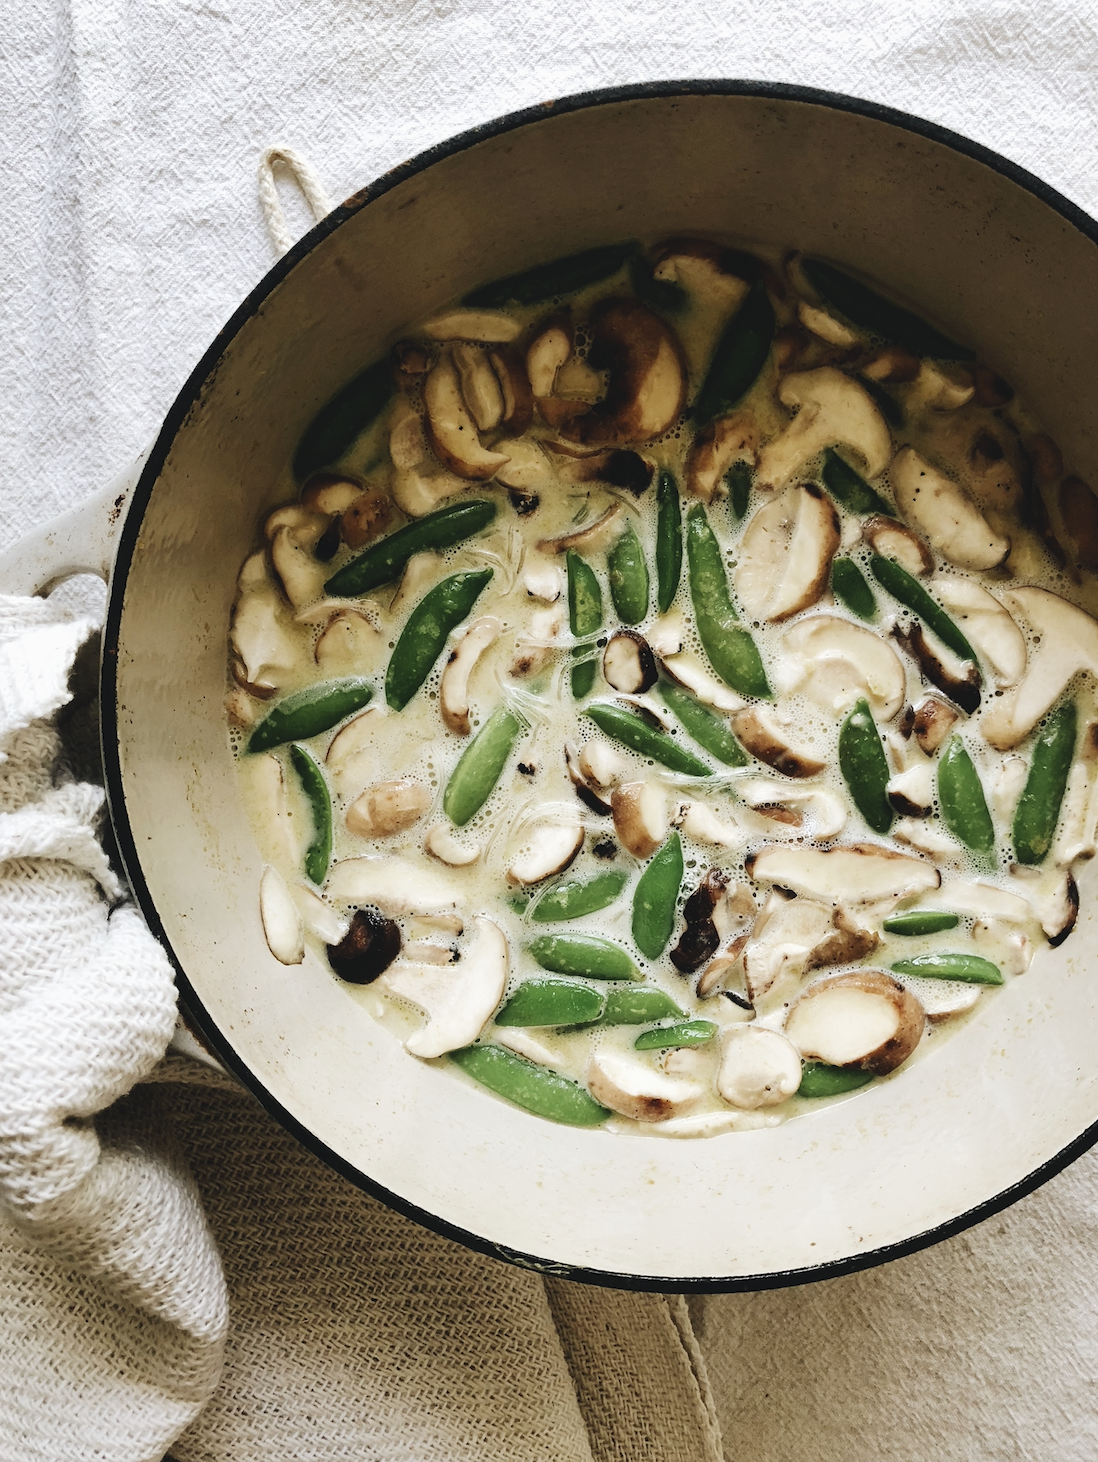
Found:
258,146 -> 332,256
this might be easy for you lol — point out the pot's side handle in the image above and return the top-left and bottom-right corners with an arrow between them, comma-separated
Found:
0,448 -> 150,597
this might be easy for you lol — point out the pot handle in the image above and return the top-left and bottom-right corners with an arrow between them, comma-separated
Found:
0,448 -> 150,597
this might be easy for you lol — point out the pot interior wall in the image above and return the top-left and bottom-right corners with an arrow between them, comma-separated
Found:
111,90 -> 1098,1285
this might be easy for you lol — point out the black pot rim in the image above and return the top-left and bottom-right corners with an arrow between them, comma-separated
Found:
101,77 -> 1098,1294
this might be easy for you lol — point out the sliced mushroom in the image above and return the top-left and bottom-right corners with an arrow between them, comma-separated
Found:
578,739 -> 630,788
735,484 -> 840,622
225,685 -> 262,725
862,516 -> 933,577
382,916 -> 508,1059
269,524 -> 328,609
565,744 -> 612,815
913,695 -> 959,755
755,368 -> 892,491
929,879 -> 1029,922
894,973 -> 982,1021
586,1049 -> 704,1123
737,778 -> 848,838
527,320 -> 573,398
327,907 -> 402,984
424,822 -> 481,867
452,342 -> 504,431
931,578 -> 1026,689
494,1028 -> 559,1066
392,459 -> 469,518
860,345 -> 921,384
981,588 -> 1098,750
716,1026 -> 802,1109
893,818 -> 964,862
421,309 -> 521,343
796,299 -> 861,348
741,890 -> 877,1002
510,602 -> 565,678
327,855 -> 460,915
301,473 -> 369,517
440,615 -> 503,735
259,864 -> 305,965
678,800 -> 745,850
785,970 -> 924,1074
556,448 -> 655,496
611,780 -> 668,859
991,753 -> 1029,823
652,240 -> 753,310
324,706 -> 383,793
341,486 -> 394,549
536,502 -> 626,556
390,551 -> 444,616
731,707 -> 826,778
1051,761 -> 1098,867
557,298 -> 687,447
891,446 -> 1009,570
346,778 -> 431,839
886,763 -> 935,817
906,360 -> 975,411
506,822 -> 584,885
782,614 -> 906,721
488,346 -> 534,437
685,412 -> 758,502
696,937 -> 751,1001
423,350 -> 511,480
924,410 -> 1026,519
893,621 -> 981,715
647,613 -> 686,658
315,609 -> 383,672
602,631 -> 658,694
231,565 -> 301,694
670,869 -> 729,972
522,562 -> 564,602
290,883 -> 349,946
971,919 -> 1033,980
1010,865 -> 1079,946
661,652 -> 744,712
747,842 -> 940,903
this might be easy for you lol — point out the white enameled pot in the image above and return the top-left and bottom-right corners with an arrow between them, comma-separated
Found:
10,83 -> 1098,1291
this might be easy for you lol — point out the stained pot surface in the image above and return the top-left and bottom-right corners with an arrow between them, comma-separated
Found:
104,83 -> 1098,1289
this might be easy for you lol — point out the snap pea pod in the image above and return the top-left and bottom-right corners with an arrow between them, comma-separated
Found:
800,258 -> 975,361
882,910 -> 961,935
727,460 -> 752,521
495,979 -> 605,1028
798,1063 -> 874,1098
830,557 -> 877,621
442,702 -> 526,826
289,744 -> 332,886
634,1019 -> 717,1051
1013,699 -> 1077,865
527,932 -> 639,981
607,521 -> 650,625
293,357 -> 393,481
449,1044 -> 610,1127
599,987 -> 684,1025
463,242 -> 634,308
247,677 -> 373,753
821,449 -> 893,517
325,499 -> 498,597
656,681 -> 748,767
684,505 -> 771,698
567,549 -> 603,698
386,568 -> 492,710
891,953 -> 1003,985
530,872 -> 629,925
937,736 -> 995,859
655,469 -> 682,614
692,281 -> 776,425
632,832 -> 684,960
839,697 -> 894,835
868,555 -> 979,666
585,703 -> 712,777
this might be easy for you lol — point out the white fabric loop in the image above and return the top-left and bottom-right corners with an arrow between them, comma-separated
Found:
257,146 -> 332,256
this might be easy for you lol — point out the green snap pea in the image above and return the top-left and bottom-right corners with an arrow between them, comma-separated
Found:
882,910 -> 961,935
599,987 -> 684,1025
800,258 -> 975,360
830,557 -> 877,621
585,703 -> 712,777
655,469 -> 683,614
684,505 -> 770,698
693,281 -> 776,425
246,677 -> 373,753
634,1019 -> 717,1051
325,499 -> 498,597
727,460 -> 752,521
442,702 -> 526,826
821,449 -> 893,517
869,555 -> 980,666
527,933 -> 639,981
839,697 -> 894,835
798,1063 -> 874,1098
656,681 -> 748,767
937,736 -> 995,859
632,832 -> 684,960
1013,699 -> 1077,865
289,744 -> 332,886
607,521 -> 650,625
891,953 -> 1003,985
530,873 -> 630,925
386,568 -> 492,710
567,549 -> 603,698
449,1045 -> 610,1127
495,979 -> 605,1028
463,243 -> 633,308
293,357 -> 393,481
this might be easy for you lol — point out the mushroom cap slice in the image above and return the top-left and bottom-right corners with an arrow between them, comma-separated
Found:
738,778 -> 848,839
603,631 -> 658,695
424,823 -> 481,867
557,298 -> 687,447
731,707 -> 826,778
863,516 -> 933,577
785,970 -> 924,1074
315,610 -> 383,673
259,864 -> 305,965
423,351 -> 511,480
536,502 -> 627,556
756,367 -> 892,492
452,342 -> 504,432
326,855 -> 461,915
346,778 -> 431,839
421,308 -> 522,342
782,613 -> 906,721
383,915 -> 509,1059
717,1026 -> 803,1109
527,321 -> 573,398
440,615 -> 503,735
685,412 -> 758,503
611,780 -> 669,859
586,1048 -> 704,1123
746,843 -> 940,903
507,822 -> 584,885
981,588 -> 1098,750
912,695 -> 959,756
735,484 -> 840,622
931,578 -> 1026,689
890,446 -> 1009,570
661,651 -> 745,712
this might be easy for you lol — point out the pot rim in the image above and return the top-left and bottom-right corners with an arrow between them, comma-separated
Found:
101,78 -> 1098,1293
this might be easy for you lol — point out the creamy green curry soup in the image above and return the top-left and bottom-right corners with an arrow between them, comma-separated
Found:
227,240 -> 1098,1137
